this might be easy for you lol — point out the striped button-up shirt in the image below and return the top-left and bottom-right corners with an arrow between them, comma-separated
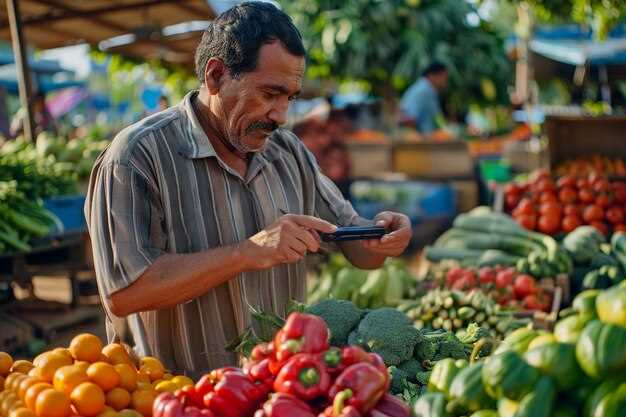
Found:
85,91 -> 361,374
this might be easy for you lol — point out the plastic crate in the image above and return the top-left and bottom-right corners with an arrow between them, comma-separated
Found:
44,195 -> 87,233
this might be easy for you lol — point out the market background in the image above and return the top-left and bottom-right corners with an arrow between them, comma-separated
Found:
1,0 -> 626,416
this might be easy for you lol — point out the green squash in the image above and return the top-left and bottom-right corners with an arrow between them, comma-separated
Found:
589,382 -> 626,417
428,358 -> 467,397
513,376 -> 555,417
573,289 -> 600,322
584,378 -> 623,417
413,392 -> 452,417
448,363 -> 494,413
482,351 -> 540,400
524,342 -> 584,390
494,328 -> 539,355
469,411 -> 498,417
497,398 -> 519,417
554,315 -> 589,344
576,320 -> 626,379
596,285 -> 626,328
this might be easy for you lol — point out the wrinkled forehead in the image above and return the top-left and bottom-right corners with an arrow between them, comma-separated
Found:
244,41 -> 305,94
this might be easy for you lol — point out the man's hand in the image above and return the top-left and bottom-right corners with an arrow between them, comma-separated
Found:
241,214 -> 337,270
362,211 -> 412,256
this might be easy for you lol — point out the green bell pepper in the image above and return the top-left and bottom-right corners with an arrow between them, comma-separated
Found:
482,351 -> 540,401
576,320 -> 626,379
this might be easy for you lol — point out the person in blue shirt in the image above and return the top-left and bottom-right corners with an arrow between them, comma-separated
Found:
399,62 -> 449,134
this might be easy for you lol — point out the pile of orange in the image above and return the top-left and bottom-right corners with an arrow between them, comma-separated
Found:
0,334 -> 193,417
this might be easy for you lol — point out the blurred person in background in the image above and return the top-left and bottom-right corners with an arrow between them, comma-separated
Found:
398,62 -> 449,134
10,91 -> 57,138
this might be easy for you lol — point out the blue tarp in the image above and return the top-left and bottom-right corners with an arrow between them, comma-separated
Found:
529,25 -> 626,66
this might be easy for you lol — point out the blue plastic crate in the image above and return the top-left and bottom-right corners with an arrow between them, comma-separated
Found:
44,195 -> 87,233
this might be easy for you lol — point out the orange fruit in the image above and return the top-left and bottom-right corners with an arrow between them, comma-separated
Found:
36,353 -> 73,382
170,376 -> 193,389
4,373 -> 19,391
9,407 -> 37,417
136,371 -> 149,385
11,361 -> 33,375
52,349 -> 73,362
35,388 -> 71,417
130,390 -> 156,417
104,388 -> 129,411
73,362 -> 89,373
96,411 -> 119,417
0,375 -> 5,391
69,335 -> 103,363
86,363 -> 119,392
161,373 -> 173,381
111,365 -> 135,393
24,382 -> 52,411
138,358 -> 163,382
100,346 -> 131,367
8,374 -> 28,393
0,352 -> 14,376
70,383 -> 105,417
53,366 -> 88,396
0,392 -> 20,416
17,377 -> 42,401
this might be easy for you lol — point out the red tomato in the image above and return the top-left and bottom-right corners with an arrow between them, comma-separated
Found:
562,215 -> 583,233
540,202 -> 562,218
590,221 -> 608,236
534,169 -> 551,182
593,178 -> 611,193
538,214 -> 561,235
522,294 -> 543,310
516,198 -> 535,215
606,206 -> 625,225
514,275 -> 537,299
506,194 -> 520,211
615,188 -> 626,204
583,205 -> 604,223
515,214 -> 537,230
563,204 -> 580,217
452,277 -> 472,291
505,183 -> 522,196
595,193 -> 612,208
495,269 -> 515,289
461,270 -> 477,287
577,178 -> 590,189
557,175 -> 576,188
478,267 -> 496,285
614,224 -> 626,233
579,188 -> 595,204
539,192 -> 558,203
446,267 -> 464,286
537,178 -> 556,193
558,187 -> 578,204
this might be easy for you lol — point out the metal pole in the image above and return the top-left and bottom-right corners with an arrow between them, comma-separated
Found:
6,0 -> 35,141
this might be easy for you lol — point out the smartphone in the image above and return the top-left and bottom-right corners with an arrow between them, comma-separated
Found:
321,226 -> 387,242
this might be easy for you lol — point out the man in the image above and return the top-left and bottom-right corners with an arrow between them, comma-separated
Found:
399,62 -> 449,134
85,2 -> 411,375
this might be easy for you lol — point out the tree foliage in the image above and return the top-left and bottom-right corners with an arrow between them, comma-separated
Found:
279,0 -> 512,113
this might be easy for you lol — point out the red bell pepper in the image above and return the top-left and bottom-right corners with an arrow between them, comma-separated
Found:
184,407 -> 216,417
319,404 -> 362,417
274,353 -> 331,400
251,342 -> 274,362
274,313 -> 329,365
367,393 -> 411,417
195,374 -> 214,399
175,386 -> 205,409
245,357 -> 274,388
322,346 -> 370,377
368,353 -> 390,391
255,393 -> 318,417
202,367 -> 269,417
154,392 -> 185,417
327,363 -> 387,414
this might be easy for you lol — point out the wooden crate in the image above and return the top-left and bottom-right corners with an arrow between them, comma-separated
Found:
345,142 -> 392,178
544,115 -> 626,168
450,180 -> 479,213
393,141 -> 473,179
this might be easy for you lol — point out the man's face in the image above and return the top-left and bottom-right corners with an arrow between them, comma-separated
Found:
215,41 -> 305,153
432,71 -> 449,91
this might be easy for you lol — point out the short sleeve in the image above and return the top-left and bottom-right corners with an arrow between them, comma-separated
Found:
85,162 -> 167,298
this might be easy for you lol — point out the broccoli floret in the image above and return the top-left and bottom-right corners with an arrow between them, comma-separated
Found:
434,332 -> 469,361
348,308 -> 422,366
414,329 -> 448,362
415,370 -> 432,386
389,366 -> 410,394
397,359 -> 425,383
305,299 -> 364,346
456,322 -> 491,345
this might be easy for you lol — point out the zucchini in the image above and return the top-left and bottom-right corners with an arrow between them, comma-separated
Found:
425,246 -> 484,262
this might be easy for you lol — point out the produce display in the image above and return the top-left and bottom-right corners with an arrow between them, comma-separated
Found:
0,333 -> 192,417
554,155 -> 626,178
425,207 -> 572,279
399,289 -> 530,339
308,255 -> 417,308
414,281 -> 626,417
504,170 -> 626,237
424,263 -> 554,312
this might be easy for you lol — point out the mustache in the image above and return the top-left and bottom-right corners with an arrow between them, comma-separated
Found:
245,121 -> 278,135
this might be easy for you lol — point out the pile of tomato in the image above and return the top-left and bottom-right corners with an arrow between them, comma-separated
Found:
505,170 -> 626,236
